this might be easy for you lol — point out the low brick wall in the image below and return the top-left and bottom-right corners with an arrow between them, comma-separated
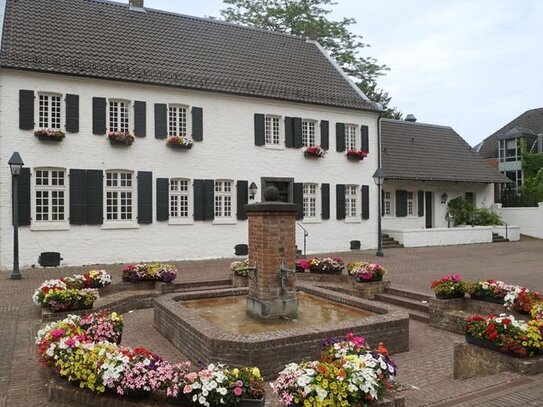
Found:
295,272 -> 350,284
154,287 -> 409,378
349,280 -> 391,300
454,342 -> 543,379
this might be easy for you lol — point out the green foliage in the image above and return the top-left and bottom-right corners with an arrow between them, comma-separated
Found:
447,196 -> 501,226
522,152 -> 543,179
472,208 -> 502,226
220,0 -> 401,116
520,168 -> 543,206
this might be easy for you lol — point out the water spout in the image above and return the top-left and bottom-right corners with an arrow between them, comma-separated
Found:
278,262 -> 295,292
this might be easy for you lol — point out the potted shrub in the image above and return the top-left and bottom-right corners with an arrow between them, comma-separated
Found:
347,262 -> 386,282
167,135 -> 193,149
34,128 -> 66,142
303,145 -> 325,158
467,279 -> 512,304
107,131 -> 135,146
345,149 -> 368,161
430,274 -> 466,299
308,257 -> 344,274
43,288 -> 99,312
230,259 -> 250,287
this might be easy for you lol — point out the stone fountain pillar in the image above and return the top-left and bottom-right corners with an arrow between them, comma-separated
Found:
245,187 -> 298,319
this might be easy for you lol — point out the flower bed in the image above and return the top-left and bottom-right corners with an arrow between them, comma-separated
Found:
121,263 -> 177,283
272,333 -> 396,406
107,131 -> 135,145
346,149 -> 368,161
35,128 -> 65,141
303,145 -> 325,158
467,279 -> 513,303
430,274 -> 466,299
348,262 -> 386,282
296,257 -> 344,274
44,288 -> 99,312
504,287 -> 543,314
167,135 -> 193,149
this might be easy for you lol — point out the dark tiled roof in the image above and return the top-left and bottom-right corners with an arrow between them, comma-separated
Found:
382,119 -> 510,183
0,0 -> 377,111
476,108 -> 543,158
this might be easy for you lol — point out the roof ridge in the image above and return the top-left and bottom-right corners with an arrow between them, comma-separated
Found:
381,118 -> 452,130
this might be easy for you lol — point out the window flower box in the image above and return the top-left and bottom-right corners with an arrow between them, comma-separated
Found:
469,293 -> 505,304
108,131 -> 134,146
304,145 -> 325,158
167,135 -> 193,149
346,149 -> 368,161
35,128 -> 65,142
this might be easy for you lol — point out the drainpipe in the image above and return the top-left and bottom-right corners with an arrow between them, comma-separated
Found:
376,106 -> 384,257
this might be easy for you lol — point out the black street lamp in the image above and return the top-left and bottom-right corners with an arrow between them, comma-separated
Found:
8,152 -> 24,280
249,182 -> 258,200
372,168 -> 385,257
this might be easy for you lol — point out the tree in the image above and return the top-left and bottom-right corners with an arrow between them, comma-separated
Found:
220,0 -> 402,118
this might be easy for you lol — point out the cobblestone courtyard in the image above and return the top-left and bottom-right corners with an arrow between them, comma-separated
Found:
1,238 -> 542,406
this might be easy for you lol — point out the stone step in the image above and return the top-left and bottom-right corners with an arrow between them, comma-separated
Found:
386,287 -> 431,302
376,293 -> 430,314
407,309 -> 430,323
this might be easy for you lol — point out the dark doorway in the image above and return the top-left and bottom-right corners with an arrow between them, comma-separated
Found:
260,177 -> 293,202
425,191 -> 433,228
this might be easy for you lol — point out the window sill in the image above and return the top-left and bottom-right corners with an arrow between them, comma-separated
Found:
169,218 -> 194,225
264,144 -> 284,151
302,218 -> 321,224
101,222 -> 140,230
31,223 -> 70,231
345,217 -> 361,223
212,218 -> 237,225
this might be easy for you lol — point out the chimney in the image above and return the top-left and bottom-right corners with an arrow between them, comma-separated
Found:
129,0 -> 144,8
405,114 -> 417,122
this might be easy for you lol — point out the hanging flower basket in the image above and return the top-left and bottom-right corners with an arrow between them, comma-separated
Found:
35,128 -> 65,142
346,149 -> 368,161
166,135 -> 193,149
304,145 -> 325,158
108,131 -> 134,146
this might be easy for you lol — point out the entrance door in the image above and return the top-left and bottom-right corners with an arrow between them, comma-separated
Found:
425,191 -> 433,228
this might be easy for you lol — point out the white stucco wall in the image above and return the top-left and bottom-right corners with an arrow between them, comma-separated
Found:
384,226 -> 493,247
0,70 -> 380,269
494,203 -> 543,239
381,180 -> 495,229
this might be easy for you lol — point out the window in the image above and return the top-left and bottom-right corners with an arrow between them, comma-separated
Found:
170,178 -> 190,220
345,124 -> 357,150
303,183 -> 318,219
504,170 -> 523,192
34,168 -> 66,225
168,105 -> 188,136
105,171 -> 134,221
345,185 -> 358,218
109,100 -> 129,132
38,94 -> 61,129
214,180 -> 233,218
383,191 -> 392,216
302,120 -> 317,147
500,138 -> 521,162
407,192 -> 415,216
265,115 -> 281,145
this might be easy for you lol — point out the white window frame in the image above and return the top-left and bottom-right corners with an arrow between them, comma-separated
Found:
383,191 -> 393,217
345,124 -> 358,150
168,104 -> 190,137
102,170 -> 139,229
302,119 -> 319,147
36,93 -> 63,130
108,99 -> 130,133
264,115 -> 283,149
407,191 -> 415,216
31,167 -> 69,231
213,179 -> 236,224
345,184 -> 360,223
302,183 -> 320,223
169,178 -> 193,225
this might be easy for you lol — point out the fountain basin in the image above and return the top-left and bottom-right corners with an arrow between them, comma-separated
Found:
154,285 -> 409,377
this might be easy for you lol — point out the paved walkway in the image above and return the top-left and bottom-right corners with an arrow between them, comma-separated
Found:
1,238 -> 542,406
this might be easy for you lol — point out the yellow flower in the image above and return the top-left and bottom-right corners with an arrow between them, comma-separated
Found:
252,367 -> 261,378
232,368 -> 239,377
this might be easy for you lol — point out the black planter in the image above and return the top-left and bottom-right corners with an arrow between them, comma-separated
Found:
109,138 -> 133,146
167,143 -> 192,149
168,395 -> 265,406
469,293 -> 505,304
303,151 -> 322,159
37,135 -> 63,142
346,155 -> 363,161
354,275 -> 383,283
435,292 -> 465,300
124,389 -> 152,399
465,334 -> 501,352
309,268 -> 343,274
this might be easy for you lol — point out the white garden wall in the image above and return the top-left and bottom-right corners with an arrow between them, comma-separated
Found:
0,70 -> 380,269
494,203 -> 543,239
383,226 -> 493,247
492,225 -> 521,241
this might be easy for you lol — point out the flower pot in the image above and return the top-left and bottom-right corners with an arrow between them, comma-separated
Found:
469,293 -> 505,304
37,135 -> 63,142
435,292 -> 465,300
465,334 -> 501,352
239,398 -> 265,407
355,275 -> 383,283
109,138 -> 133,146
167,143 -> 192,150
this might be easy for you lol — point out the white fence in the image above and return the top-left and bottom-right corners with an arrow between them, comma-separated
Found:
493,203 -> 543,239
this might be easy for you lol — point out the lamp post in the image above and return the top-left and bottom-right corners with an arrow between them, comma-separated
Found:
372,168 -> 385,257
8,152 -> 24,280
249,182 -> 258,200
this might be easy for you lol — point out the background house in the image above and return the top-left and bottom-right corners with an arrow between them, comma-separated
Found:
0,0 -> 382,269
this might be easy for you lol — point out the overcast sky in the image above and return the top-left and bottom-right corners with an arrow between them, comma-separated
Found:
144,0 -> 542,146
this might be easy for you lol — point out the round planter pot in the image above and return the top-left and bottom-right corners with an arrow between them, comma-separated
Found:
469,293 -> 505,304
435,292 -> 465,300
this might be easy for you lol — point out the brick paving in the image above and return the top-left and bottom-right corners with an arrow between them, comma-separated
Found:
1,238 -> 543,406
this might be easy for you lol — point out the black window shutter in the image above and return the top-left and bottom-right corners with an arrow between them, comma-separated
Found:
237,180 -> 248,220
320,120 -> 329,150
254,114 -> 265,146
396,190 -> 408,217
137,171 -> 153,224
418,191 -> 425,217
19,90 -> 34,130
69,169 -> 87,224
336,123 -> 346,152
86,170 -> 103,224
293,117 -> 303,148
361,125 -> 369,152
361,185 -> 370,220
204,180 -> 215,221
65,94 -> 79,133
17,168 -> 31,226
134,101 -> 146,137
284,117 -> 294,148
336,184 -> 346,220
154,103 -> 167,139
193,179 -> 206,221
192,107 -> 203,141
293,182 -> 304,220
156,178 -> 169,221
92,97 -> 106,134
321,183 -> 330,220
